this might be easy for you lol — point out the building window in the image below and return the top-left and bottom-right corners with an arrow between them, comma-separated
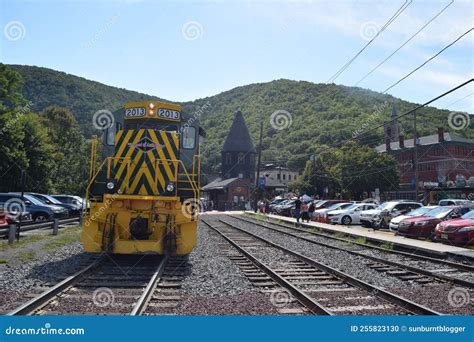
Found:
238,152 -> 245,165
282,174 -> 286,180
277,174 -> 281,180
238,173 -> 243,179
225,153 -> 232,165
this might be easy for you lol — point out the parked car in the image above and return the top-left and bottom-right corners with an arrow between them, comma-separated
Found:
0,193 -> 68,222
328,203 -> 378,225
314,202 -> 352,223
268,198 -> 286,213
389,206 -> 438,231
435,209 -> 474,246
397,206 -> 473,239
359,201 -> 422,228
27,193 -> 81,217
274,199 -> 296,216
314,200 -> 348,211
372,201 -> 423,230
439,199 -> 472,206
51,195 -> 87,209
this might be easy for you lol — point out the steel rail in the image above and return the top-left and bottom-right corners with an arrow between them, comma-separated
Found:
211,218 -> 441,315
130,256 -> 169,316
7,257 -> 104,315
231,215 -> 474,288
243,213 -> 474,272
202,219 -> 332,315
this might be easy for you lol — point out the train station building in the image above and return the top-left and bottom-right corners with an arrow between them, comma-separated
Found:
201,110 -> 256,210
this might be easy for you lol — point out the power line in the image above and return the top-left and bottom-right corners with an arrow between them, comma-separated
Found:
445,91 -> 474,108
327,0 -> 412,83
382,28 -> 473,93
314,79 -> 473,156
355,0 -> 454,86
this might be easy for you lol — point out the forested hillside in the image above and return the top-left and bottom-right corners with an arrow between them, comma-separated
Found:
8,64 -> 472,175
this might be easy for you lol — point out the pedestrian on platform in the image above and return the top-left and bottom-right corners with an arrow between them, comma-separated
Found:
308,201 -> 315,221
294,197 -> 302,226
301,201 -> 309,223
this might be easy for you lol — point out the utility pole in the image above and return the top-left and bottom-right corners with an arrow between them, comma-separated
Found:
254,121 -> 263,212
414,110 -> 419,202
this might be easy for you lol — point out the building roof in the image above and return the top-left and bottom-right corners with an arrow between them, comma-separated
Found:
201,177 -> 239,191
376,132 -> 474,152
222,110 -> 256,153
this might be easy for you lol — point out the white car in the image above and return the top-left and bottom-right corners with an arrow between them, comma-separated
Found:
388,206 -> 437,231
328,203 -> 377,225
314,202 -> 353,222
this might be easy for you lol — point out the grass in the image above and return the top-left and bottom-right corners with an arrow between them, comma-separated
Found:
0,234 -> 49,252
379,242 -> 394,250
354,237 -> 367,245
0,225 -> 82,265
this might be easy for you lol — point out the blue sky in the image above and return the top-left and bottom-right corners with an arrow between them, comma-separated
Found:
1,0 -> 472,112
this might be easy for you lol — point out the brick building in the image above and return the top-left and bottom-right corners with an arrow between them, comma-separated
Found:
375,126 -> 474,200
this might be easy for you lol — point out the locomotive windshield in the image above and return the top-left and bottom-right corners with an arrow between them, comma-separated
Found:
124,119 -> 178,132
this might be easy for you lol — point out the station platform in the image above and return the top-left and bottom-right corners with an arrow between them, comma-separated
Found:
238,211 -> 474,261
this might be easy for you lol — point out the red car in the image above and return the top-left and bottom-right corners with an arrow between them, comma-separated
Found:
397,206 -> 472,239
435,209 -> 474,246
0,211 -> 8,228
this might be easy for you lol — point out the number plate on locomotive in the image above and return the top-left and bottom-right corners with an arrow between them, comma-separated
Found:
158,108 -> 181,121
125,107 -> 146,117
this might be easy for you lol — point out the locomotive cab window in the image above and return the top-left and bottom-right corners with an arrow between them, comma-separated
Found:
105,124 -> 116,146
182,126 -> 196,149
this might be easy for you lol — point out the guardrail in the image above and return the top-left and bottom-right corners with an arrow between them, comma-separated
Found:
1,216 -> 82,244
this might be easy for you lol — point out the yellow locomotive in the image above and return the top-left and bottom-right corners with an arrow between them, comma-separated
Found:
82,101 -> 201,255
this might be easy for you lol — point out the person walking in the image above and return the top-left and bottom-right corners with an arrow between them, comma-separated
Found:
294,197 -> 302,226
301,201 -> 309,223
308,201 -> 315,221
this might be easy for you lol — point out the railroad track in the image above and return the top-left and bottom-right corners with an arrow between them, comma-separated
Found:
201,217 -> 441,315
230,215 -> 474,288
8,255 -> 181,316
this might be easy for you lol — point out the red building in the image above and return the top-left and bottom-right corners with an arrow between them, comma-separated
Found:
375,127 -> 474,200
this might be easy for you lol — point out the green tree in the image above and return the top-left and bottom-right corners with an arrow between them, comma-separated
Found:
40,106 -> 89,194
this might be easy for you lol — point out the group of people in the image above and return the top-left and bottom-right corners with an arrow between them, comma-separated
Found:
292,197 -> 316,225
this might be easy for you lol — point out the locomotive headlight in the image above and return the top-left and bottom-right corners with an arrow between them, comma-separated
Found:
166,183 -> 175,192
107,182 -> 115,190
149,103 -> 155,109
